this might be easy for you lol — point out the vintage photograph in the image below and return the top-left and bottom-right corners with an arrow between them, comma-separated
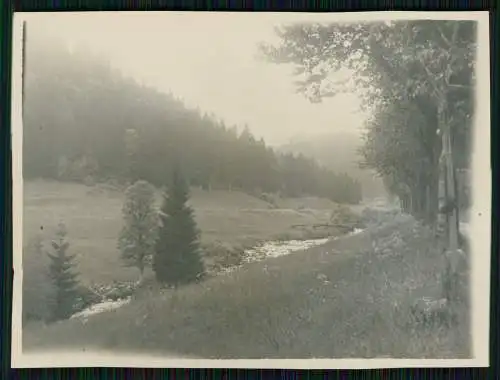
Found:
11,11 -> 490,368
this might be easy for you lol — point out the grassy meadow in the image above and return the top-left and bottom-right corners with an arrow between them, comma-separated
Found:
22,179 -> 351,321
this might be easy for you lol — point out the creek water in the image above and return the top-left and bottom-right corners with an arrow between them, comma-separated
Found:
70,227 -> 366,320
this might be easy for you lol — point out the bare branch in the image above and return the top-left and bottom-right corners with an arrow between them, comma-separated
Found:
419,59 -> 443,99
437,24 -> 452,47
443,22 -> 462,85
291,223 -> 354,230
448,83 -> 471,90
451,22 -> 460,44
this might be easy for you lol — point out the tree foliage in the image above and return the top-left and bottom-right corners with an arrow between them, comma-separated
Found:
46,222 -> 80,321
260,20 -> 476,221
153,167 -> 205,286
260,20 -> 475,108
118,180 -> 158,280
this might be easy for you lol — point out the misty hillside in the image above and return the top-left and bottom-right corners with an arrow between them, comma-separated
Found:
279,132 -> 387,199
23,30 -> 362,204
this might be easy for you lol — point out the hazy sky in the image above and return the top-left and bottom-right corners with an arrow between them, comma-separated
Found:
24,12 -> 369,145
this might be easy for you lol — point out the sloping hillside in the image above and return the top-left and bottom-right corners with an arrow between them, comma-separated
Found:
23,28 -> 362,204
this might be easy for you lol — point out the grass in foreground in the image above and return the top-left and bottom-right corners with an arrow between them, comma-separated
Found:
23,216 -> 470,359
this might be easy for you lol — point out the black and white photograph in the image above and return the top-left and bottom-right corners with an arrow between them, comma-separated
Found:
11,11 -> 491,368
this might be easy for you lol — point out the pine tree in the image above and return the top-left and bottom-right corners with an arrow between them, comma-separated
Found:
118,180 -> 158,282
46,222 -> 80,321
153,166 -> 205,286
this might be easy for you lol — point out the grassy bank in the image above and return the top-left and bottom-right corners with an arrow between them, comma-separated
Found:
23,215 -> 470,358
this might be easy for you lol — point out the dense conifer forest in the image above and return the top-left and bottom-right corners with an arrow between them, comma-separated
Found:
23,34 -> 362,204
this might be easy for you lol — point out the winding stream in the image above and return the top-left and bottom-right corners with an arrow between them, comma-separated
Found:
243,227 -> 364,263
70,227 -> 366,320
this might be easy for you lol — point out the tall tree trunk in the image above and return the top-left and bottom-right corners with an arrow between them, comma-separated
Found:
425,183 -> 431,222
406,192 -> 412,214
424,179 -> 439,227
443,165 -> 450,240
410,181 -> 426,220
138,262 -> 145,284
428,113 -> 442,228
439,99 -> 461,304
453,165 -> 461,230
429,165 -> 440,226
419,181 -> 427,220
443,124 -> 459,252
410,185 -> 420,218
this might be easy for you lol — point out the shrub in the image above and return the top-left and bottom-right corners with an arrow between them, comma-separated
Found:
202,242 -> 243,273
409,297 -> 457,329
330,204 -> 364,229
73,285 -> 103,312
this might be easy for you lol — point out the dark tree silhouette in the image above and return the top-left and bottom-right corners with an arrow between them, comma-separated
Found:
153,166 -> 205,286
47,222 -> 80,321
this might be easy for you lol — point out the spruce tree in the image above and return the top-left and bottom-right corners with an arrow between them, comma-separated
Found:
47,222 -> 80,321
153,166 -> 205,286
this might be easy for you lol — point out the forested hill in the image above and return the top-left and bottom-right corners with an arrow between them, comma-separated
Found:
23,33 -> 362,204
278,132 -> 387,200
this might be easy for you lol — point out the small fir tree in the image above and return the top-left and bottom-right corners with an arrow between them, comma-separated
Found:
47,222 -> 80,321
118,180 -> 158,282
153,166 -> 205,286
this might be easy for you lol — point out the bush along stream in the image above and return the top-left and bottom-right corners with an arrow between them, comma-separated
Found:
70,281 -> 136,322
